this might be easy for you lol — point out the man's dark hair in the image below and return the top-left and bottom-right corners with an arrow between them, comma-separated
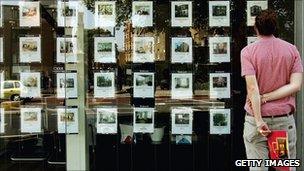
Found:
254,10 -> 277,36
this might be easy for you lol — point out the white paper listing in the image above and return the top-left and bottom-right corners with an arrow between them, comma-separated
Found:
132,1 -> 153,27
57,108 -> 79,134
171,1 -> 193,27
19,1 -> 40,27
19,36 -> 41,63
20,72 -> 41,98
94,37 -> 116,63
57,0 -> 79,27
210,108 -> 231,134
96,108 -> 118,134
247,1 -> 268,26
209,73 -> 231,99
209,37 -> 230,63
94,72 -> 115,98
133,107 -> 154,133
133,72 -> 154,98
171,73 -> 193,99
20,108 -> 41,133
56,72 -> 78,98
95,1 -> 116,28
171,37 -> 193,63
209,1 -> 230,27
171,107 -> 193,135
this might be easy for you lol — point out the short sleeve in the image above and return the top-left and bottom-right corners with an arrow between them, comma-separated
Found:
241,47 -> 256,77
291,46 -> 303,73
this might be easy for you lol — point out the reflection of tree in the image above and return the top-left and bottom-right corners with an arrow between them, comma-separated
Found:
271,0 -> 294,43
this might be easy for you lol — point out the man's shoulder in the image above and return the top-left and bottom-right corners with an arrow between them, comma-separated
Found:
274,37 -> 295,48
241,43 -> 256,54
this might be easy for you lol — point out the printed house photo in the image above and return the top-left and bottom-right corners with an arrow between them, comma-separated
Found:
176,135 -> 192,145
213,113 -> 228,126
212,5 -> 227,16
250,5 -> 263,17
98,111 -> 116,124
97,75 -> 112,87
23,76 -> 38,87
175,42 -> 189,52
22,6 -> 37,17
59,78 -> 74,88
175,113 -> 190,124
213,42 -> 228,54
60,112 -> 75,122
135,75 -> 153,86
97,42 -> 112,52
213,77 -> 227,88
59,78 -> 65,88
135,41 -> 153,54
175,4 -> 189,18
22,41 -> 38,52
135,111 -> 152,124
24,112 -> 38,121
98,4 -> 113,15
276,138 -> 289,159
60,41 -> 74,54
135,5 -> 150,15
62,6 -> 76,17
66,78 -> 75,88
174,77 -> 190,89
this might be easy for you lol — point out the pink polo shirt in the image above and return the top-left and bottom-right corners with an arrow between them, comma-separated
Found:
241,35 -> 303,116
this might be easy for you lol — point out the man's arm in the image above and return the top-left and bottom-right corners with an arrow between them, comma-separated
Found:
245,75 -> 271,136
245,75 -> 263,125
261,73 -> 303,103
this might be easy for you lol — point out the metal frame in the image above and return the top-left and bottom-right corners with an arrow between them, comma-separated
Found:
294,0 -> 304,171
65,12 -> 89,171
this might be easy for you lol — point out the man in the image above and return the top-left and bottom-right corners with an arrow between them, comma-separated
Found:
241,10 -> 303,171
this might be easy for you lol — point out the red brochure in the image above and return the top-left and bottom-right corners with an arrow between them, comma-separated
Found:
267,130 -> 289,171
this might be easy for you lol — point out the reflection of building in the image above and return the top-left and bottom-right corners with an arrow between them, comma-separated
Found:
124,21 -> 133,63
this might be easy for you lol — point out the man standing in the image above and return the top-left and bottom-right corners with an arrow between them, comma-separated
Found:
241,10 -> 303,170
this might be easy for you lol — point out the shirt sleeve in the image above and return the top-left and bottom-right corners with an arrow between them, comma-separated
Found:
291,46 -> 303,73
241,48 -> 256,77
